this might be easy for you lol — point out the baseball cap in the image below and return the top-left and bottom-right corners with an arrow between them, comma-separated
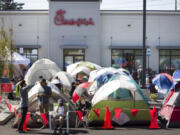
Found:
58,99 -> 63,104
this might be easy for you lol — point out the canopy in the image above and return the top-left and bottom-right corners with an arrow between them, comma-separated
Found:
52,71 -> 74,90
91,74 -> 145,106
10,52 -> 30,66
25,58 -> 61,85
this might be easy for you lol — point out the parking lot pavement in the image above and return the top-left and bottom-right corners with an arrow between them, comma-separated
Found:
1,122 -> 180,135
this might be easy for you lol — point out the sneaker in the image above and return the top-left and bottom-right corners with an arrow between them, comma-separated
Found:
40,125 -> 47,129
19,130 -> 26,133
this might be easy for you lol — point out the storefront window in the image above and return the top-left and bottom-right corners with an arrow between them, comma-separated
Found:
111,49 -> 143,73
159,50 -> 180,74
16,48 -> 38,63
63,49 -> 85,70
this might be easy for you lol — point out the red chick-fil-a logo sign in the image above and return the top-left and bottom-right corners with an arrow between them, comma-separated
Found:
54,9 -> 95,27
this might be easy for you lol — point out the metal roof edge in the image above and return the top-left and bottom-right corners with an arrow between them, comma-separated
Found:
100,10 -> 180,15
0,10 -> 49,15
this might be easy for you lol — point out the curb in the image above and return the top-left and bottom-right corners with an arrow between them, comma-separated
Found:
0,105 -> 20,125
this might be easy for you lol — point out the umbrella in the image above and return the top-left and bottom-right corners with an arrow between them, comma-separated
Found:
52,71 -> 74,90
152,73 -> 173,95
72,82 -> 91,103
92,75 -> 139,106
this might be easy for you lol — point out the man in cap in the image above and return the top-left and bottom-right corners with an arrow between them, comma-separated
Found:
38,79 -> 52,114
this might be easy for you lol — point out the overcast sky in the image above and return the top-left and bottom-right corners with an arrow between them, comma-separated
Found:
15,0 -> 180,10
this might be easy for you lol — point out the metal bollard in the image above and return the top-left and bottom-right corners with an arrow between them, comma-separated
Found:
66,103 -> 69,135
49,112 -> 52,135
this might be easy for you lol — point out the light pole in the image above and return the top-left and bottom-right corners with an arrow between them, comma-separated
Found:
175,0 -> 177,11
142,0 -> 146,89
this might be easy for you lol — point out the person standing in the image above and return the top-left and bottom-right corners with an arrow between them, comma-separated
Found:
38,79 -> 52,128
18,80 -> 32,133
8,79 -> 15,100
38,79 -> 52,114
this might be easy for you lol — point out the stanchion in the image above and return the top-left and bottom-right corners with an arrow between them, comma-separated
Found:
66,103 -> 69,135
49,112 -> 52,135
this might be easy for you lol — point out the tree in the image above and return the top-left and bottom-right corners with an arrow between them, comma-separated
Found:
0,18 -> 13,78
0,0 -> 24,11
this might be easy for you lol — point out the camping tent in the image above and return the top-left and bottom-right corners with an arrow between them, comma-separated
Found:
152,73 -> 173,99
8,52 -> 31,79
88,74 -> 150,126
88,67 -> 116,82
25,58 -> 61,85
11,52 -> 30,66
159,70 -> 180,128
67,61 -> 101,77
159,84 -> 180,127
52,71 -> 74,90
91,74 -> 147,106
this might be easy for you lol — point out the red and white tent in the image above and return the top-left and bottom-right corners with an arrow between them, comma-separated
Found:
72,82 -> 91,103
159,83 -> 180,128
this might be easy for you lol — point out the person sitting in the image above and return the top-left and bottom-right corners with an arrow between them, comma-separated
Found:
53,99 -> 66,134
80,76 -> 88,83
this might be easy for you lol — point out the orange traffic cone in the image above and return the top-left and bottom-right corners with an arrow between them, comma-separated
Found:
102,106 -> 114,129
149,106 -> 160,129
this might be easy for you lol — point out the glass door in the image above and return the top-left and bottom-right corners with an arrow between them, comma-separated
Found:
63,49 -> 85,70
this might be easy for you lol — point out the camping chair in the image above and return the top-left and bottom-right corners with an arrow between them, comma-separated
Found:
75,100 -> 91,128
51,102 -> 67,135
